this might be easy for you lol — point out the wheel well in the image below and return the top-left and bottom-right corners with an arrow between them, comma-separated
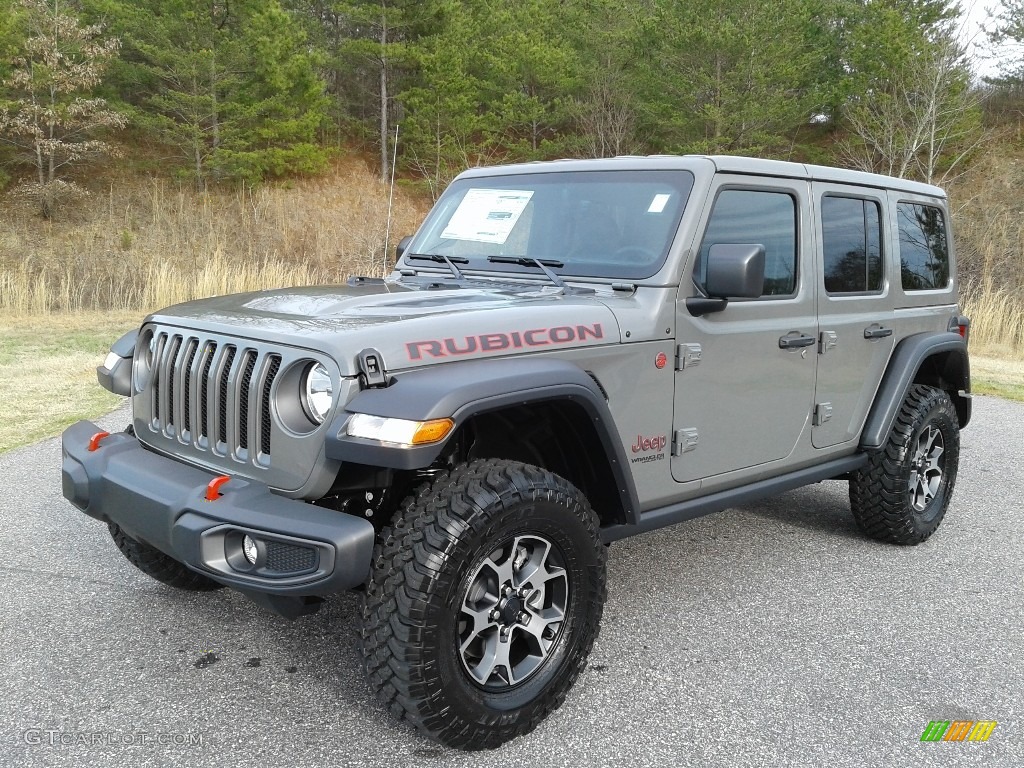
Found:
455,402 -> 627,527
911,350 -> 970,426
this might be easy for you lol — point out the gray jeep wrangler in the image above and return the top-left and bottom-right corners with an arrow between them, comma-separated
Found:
62,155 -> 971,750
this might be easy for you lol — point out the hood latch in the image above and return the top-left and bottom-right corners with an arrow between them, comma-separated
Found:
357,348 -> 388,388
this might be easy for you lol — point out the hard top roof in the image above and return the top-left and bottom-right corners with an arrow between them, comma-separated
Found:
456,154 -> 946,199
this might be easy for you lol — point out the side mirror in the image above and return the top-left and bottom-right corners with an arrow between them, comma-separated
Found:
705,243 -> 765,298
396,235 -> 413,260
686,243 -> 766,316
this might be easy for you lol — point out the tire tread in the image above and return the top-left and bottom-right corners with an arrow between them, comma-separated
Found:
360,458 -> 606,750
850,384 -> 960,545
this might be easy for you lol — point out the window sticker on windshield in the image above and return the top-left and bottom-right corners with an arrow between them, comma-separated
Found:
440,189 -> 534,244
647,193 -> 671,214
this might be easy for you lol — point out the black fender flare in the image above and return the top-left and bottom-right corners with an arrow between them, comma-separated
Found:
325,358 -> 641,524
97,329 -> 139,396
860,331 -> 971,450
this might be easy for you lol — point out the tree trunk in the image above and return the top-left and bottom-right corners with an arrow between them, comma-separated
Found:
210,46 -> 220,184
380,4 -> 389,184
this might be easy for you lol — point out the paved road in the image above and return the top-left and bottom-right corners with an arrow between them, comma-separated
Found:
1,397 -> 1020,768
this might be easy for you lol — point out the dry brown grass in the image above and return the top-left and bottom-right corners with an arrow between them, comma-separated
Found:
959,283 -> 1024,356
949,146 -> 1024,357
0,155 -> 429,315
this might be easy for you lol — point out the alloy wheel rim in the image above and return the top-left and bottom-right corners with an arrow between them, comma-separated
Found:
909,425 -> 944,512
457,534 -> 569,689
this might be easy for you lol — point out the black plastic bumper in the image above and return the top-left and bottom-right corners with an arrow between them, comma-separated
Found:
61,420 -> 375,600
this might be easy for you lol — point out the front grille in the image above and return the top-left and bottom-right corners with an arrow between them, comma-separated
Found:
148,331 -> 282,462
264,541 -> 318,573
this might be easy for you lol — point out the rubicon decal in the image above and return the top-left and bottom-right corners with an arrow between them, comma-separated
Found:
406,323 -> 604,361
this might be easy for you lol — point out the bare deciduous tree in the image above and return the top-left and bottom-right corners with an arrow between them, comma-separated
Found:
0,0 -> 126,217
573,62 -> 636,158
840,34 -> 985,185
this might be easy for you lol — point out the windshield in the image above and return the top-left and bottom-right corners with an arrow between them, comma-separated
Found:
406,169 -> 695,280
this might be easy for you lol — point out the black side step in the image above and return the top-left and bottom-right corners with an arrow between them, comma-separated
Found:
600,454 -> 868,543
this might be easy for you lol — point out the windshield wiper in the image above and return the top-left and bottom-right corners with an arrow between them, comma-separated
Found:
487,256 -> 566,289
406,253 -> 468,281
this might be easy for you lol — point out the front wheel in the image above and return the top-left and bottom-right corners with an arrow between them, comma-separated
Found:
849,384 -> 960,544
360,459 -> 607,750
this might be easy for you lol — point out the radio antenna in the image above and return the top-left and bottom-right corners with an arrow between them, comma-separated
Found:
382,122 -> 400,279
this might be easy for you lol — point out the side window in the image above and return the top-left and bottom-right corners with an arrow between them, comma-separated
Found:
897,202 -> 949,290
696,189 -> 797,297
821,196 -> 883,294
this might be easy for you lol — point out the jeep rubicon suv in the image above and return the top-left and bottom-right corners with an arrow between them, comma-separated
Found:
62,155 -> 970,749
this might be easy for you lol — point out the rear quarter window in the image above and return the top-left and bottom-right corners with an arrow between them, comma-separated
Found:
897,202 -> 949,291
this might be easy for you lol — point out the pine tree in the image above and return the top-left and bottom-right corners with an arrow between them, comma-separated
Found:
96,0 -> 328,186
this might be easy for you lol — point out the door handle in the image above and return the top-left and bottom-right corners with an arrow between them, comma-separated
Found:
779,333 -> 816,349
864,325 -> 893,340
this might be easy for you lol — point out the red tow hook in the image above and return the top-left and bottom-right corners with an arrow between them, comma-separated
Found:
205,475 -> 231,501
87,432 -> 110,452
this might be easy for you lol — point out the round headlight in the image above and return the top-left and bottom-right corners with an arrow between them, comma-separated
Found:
302,363 -> 334,424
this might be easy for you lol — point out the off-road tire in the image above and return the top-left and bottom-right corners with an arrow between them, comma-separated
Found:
108,522 -> 224,591
360,459 -> 607,750
849,384 -> 960,545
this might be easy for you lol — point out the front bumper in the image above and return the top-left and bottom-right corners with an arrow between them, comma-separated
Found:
61,420 -> 375,600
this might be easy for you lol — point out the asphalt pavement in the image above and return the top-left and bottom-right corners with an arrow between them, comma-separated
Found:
1,396 -> 1020,767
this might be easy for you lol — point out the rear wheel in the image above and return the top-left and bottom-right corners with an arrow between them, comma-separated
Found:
849,384 -> 960,544
360,459 -> 607,750
108,523 -> 224,591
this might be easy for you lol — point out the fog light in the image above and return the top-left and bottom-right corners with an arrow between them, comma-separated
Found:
243,535 -> 259,565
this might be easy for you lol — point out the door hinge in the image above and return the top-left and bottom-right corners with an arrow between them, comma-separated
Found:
675,343 -> 702,371
672,428 -> 699,456
819,331 -> 838,355
813,402 -> 833,426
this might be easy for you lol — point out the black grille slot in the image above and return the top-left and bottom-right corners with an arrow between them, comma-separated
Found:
260,356 -> 281,456
152,333 -> 165,424
199,342 -> 217,438
181,339 -> 198,433
237,351 -> 257,451
165,335 -> 182,428
264,541 -> 317,573
217,346 -> 237,446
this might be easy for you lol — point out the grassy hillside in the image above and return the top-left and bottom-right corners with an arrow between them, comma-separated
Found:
0,155 -> 429,316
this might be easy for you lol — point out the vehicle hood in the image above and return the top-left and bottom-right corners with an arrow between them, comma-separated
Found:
147,280 -> 620,376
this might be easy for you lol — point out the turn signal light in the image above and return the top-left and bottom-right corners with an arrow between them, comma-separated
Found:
347,414 -> 455,446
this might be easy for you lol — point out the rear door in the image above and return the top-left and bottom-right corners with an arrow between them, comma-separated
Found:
811,184 -> 896,448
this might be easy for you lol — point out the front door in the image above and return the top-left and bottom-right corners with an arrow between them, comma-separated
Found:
672,178 -> 817,484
